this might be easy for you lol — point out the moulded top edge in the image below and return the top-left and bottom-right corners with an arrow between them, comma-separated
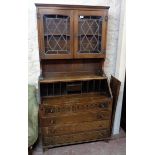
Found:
35,3 -> 110,9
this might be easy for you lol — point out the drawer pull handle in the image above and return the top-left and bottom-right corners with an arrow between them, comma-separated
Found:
100,103 -> 108,108
66,83 -> 82,93
50,109 -> 53,112
50,120 -> 54,124
101,104 -> 105,108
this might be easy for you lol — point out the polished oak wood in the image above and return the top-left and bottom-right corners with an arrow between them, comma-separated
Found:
42,129 -> 110,147
36,4 -> 120,150
36,5 -> 109,59
35,3 -> 110,9
41,120 -> 110,136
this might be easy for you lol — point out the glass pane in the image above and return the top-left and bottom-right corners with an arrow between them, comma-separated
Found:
78,16 -> 103,53
43,15 -> 70,54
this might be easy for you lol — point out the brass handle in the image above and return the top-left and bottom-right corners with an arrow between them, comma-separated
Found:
50,120 -> 54,124
100,103 -> 105,108
100,102 -> 108,108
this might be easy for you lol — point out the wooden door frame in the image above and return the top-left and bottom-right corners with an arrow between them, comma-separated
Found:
73,9 -> 108,59
37,8 -> 74,59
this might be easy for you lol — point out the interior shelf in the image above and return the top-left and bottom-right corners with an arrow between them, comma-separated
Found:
39,74 -> 107,83
44,34 -> 70,36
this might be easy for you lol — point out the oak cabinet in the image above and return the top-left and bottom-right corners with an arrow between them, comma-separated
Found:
36,4 -> 121,150
37,5 -> 108,59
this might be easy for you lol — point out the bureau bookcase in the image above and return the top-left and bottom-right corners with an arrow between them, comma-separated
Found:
36,4 -> 121,150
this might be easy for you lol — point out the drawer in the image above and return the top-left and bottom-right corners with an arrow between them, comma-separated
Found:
40,110 -> 111,127
40,100 -> 111,115
42,129 -> 110,147
41,120 -> 110,136
66,82 -> 82,93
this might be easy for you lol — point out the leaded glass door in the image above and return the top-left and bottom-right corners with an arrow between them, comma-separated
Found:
38,9 -> 74,59
74,10 -> 108,58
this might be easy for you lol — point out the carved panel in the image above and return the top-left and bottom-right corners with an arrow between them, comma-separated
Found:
41,100 -> 111,115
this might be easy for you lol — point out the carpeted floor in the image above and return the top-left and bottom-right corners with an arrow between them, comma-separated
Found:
32,129 -> 126,155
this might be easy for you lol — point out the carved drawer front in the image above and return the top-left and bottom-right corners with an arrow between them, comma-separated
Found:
40,100 -> 111,115
40,110 -> 111,127
42,129 -> 110,147
42,120 -> 110,136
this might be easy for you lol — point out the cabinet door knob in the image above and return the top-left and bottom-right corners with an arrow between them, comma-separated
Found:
105,15 -> 108,21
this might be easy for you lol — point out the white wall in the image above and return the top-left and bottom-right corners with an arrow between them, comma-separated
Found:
113,0 -> 126,134
28,0 -> 124,134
